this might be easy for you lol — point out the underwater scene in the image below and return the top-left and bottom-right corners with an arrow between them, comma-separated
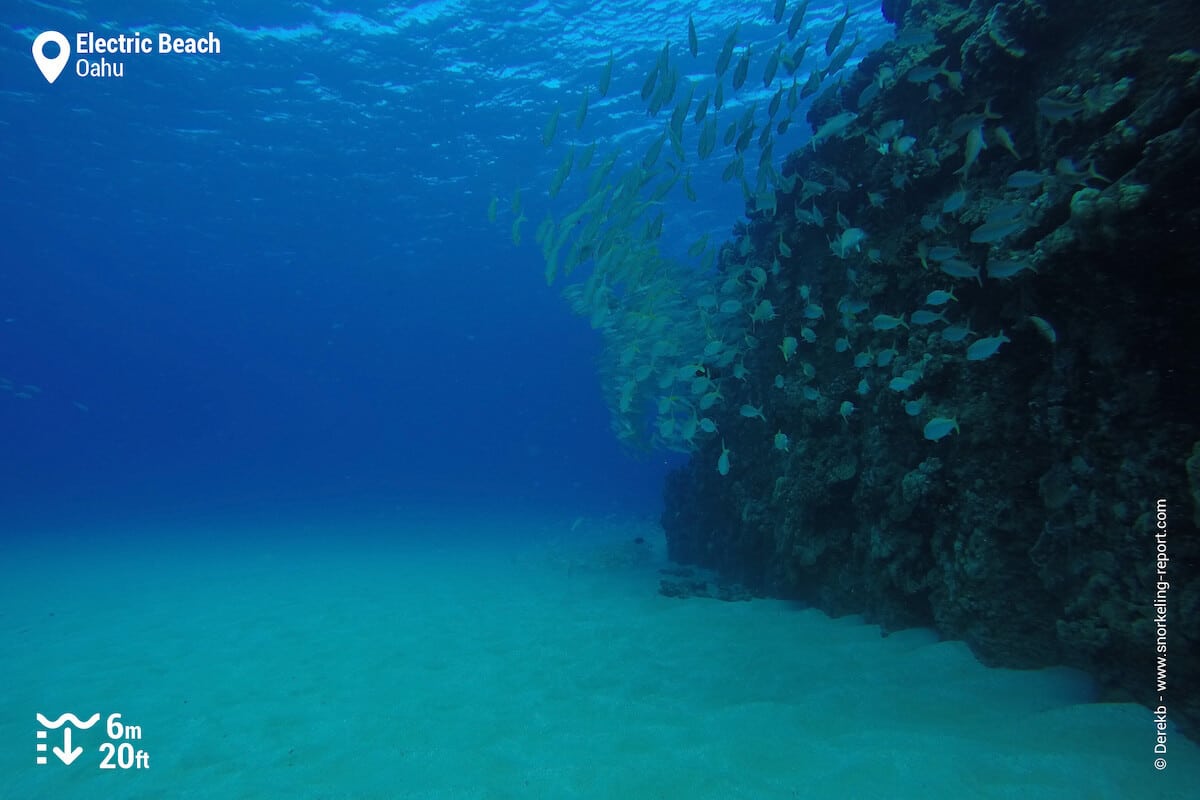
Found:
3,0 -> 1199,797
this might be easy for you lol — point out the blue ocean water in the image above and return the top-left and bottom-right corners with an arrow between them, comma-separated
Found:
5,0 -> 868,527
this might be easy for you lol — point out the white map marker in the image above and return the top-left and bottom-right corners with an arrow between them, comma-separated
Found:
33,31 -> 70,84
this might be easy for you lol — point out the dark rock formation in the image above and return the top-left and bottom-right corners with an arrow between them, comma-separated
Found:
661,0 -> 1200,736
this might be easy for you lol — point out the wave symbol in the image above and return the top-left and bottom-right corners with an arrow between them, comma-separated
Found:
36,713 -> 100,729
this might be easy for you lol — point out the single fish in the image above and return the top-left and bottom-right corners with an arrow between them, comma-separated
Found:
715,24 -> 739,78
810,111 -> 857,149
717,439 -> 732,475
1007,170 -> 1048,189
826,4 -> 851,56
942,189 -> 968,214
911,309 -> 947,326
994,126 -> 1020,158
955,125 -> 987,177
969,218 -> 1025,244
939,258 -> 982,285
966,331 -> 1011,361
1028,315 -> 1057,344
923,417 -> 959,441
986,258 -> 1037,280
787,2 -> 810,41
732,46 -> 752,90
599,51 -> 613,96
872,313 -> 908,331
1037,95 -> 1086,123
764,44 -> 782,87
542,106 -> 559,148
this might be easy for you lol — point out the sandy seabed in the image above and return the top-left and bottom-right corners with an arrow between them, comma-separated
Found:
2,511 -> 1195,799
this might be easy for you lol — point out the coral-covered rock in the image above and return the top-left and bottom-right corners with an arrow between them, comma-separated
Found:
663,0 -> 1200,738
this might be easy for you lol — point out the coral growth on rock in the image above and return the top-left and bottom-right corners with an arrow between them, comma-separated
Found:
661,0 -> 1200,736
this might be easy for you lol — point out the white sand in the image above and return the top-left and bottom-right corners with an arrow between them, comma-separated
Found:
1,511 -> 1195,799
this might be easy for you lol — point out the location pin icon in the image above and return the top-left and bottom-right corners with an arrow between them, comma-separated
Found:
33,31 -> 70,84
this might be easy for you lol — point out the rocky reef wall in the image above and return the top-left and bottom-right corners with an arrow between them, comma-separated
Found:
661,0 -> 1200,735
